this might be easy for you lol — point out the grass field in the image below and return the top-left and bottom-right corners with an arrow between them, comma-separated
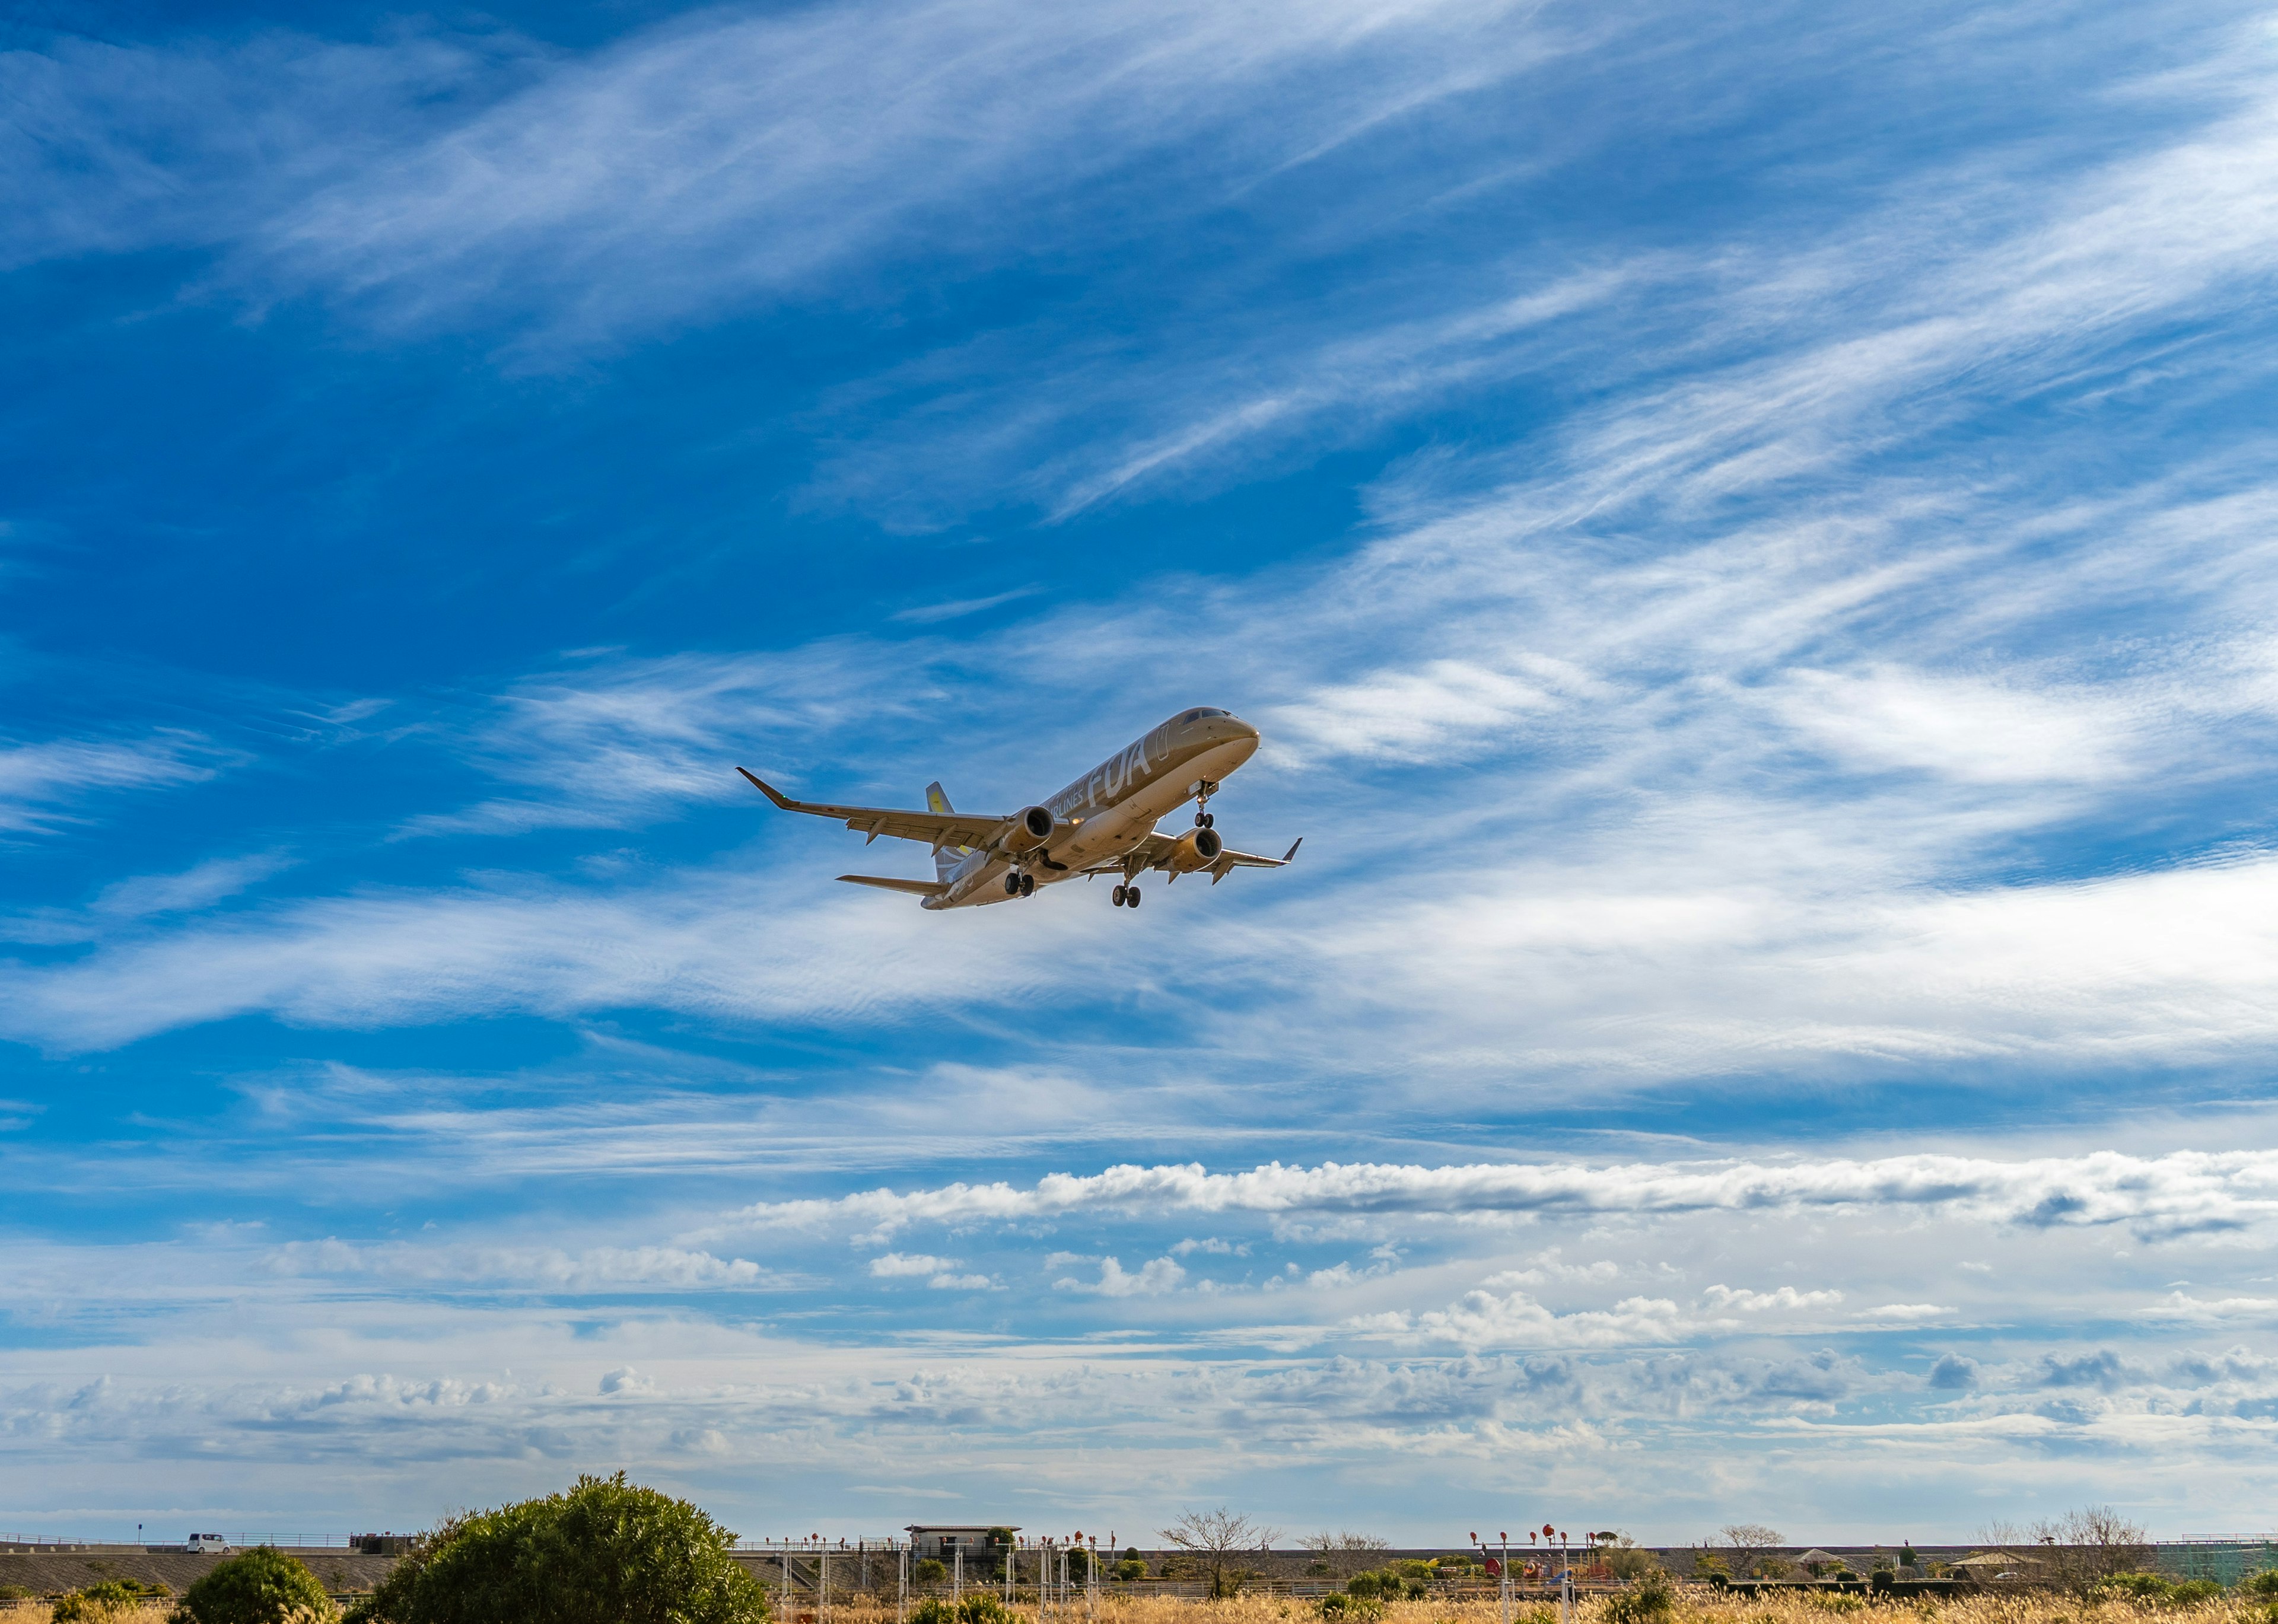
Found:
746,1590 -> 2274,1624
5,1587 -> 2266,1622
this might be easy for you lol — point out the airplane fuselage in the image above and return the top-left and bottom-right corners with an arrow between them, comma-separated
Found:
929,707 -> 1259,909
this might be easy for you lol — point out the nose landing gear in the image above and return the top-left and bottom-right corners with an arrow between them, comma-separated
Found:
1193,779 -> 1218,829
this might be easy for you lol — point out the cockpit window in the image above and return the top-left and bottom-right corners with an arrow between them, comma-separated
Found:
1177,707 -> 1230,722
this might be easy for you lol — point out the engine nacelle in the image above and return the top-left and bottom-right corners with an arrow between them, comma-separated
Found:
1163,826 -> 1223,873
998,805 -> 1057,855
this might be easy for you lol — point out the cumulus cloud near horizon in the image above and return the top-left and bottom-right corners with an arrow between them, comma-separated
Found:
704,1148 -> 2278,1243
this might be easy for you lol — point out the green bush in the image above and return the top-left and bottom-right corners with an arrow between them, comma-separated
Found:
2170,1580 -> 2222,1605
171,1547 -> 335,1624
1345,1569 -> 1427,1602
1316,1596 -> 1383,1622
2244,1573 -> 2278,1601
1605,1545 -> 1660,1585
56,1581 -> 171,1623
2098,1574 -> 2177,1603
0,1584 -> 31,1600
1605,1569 -> 1675,1624
341,1471 -> 768,1624
1114,1560 -> 1147,1581
914,1559 -> 951,1587
1806,1593 -> 1867,1614
911,1597 -> 1020,1624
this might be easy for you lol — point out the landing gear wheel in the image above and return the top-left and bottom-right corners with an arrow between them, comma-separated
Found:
1125,886 -> 1141,909
1019,872 -> 1036,897
1202,813 -> 1214,828
1112,885 -> 1128,907
1004,872 -> 1021,896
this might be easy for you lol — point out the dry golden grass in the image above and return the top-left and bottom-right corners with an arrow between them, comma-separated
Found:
5,1585 -> 2262,1624
794,1590 -> 2269,1624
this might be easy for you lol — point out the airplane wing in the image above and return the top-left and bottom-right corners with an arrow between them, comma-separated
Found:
738,768 -> 1007,850
837,874 -> 949,897
1207,837 -> 1303,882
1080,835 -> 1302,883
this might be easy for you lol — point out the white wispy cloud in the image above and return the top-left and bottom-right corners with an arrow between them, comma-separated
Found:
0,732 -> 224,832
265,1240 -> 796,1291
231,0 -> 1572,348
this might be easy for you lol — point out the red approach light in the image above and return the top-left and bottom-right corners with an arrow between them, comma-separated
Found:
1543,1526 -> 1554,1537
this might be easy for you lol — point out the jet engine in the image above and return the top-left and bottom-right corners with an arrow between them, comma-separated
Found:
998,805 -> 1058,855
1163,826 -> 1223,872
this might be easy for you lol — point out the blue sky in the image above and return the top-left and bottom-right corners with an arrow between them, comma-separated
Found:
7,0 -> 2278,1546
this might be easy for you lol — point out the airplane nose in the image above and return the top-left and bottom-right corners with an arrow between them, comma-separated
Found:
1222,715 -> 1259,741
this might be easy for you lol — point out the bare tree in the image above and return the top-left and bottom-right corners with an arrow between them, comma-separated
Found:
1719,1526 -> 1787,1579
2036,1508 -> 2153,1590
1974,1509 -> 2149,1592
1163,1508 -> 1283,1597
1300,1532 -> 1391,1580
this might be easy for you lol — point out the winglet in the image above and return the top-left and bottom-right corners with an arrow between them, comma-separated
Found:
737,766 -> 801,811
1282,838 -> 1303,862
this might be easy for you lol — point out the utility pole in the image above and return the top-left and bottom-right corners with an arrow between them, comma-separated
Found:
955,1545 -> 963,1603
899,1542 -> 908,1624
822,1548 -> 830,1623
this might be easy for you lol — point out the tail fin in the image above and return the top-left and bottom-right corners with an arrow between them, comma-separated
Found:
927,781 -> 966,881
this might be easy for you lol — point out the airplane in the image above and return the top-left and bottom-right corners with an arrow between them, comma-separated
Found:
737,706 -> 1299,910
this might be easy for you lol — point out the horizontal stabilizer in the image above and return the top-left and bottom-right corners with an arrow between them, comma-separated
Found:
837,874 -> 948,897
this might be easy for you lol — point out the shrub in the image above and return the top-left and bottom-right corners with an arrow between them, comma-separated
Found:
1316,1597 -> 1383,1622
915,1560 -> 951,1587
1605,1570 -> 1676,1624
2244,1572 -> 2278,1601
2097,1574 -> 2177,1603
1345,1568 -> 1429,1601
1114,1561 -> 1147,1582
911,1597 -> 1019,1624
0,1584 -> 32,1600
1806,1594 -> 1867,1614
2171,1581 -> 2222,1605
171,1547 -> 335,1624
56,1581 -> 168,1623
341,1471 -> 768,1624
1605,1544 -> 1661,1585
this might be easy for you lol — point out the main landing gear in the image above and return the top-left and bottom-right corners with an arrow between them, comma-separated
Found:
1111,884 -> 1142,909
1004,871 -> 1035,897
1193,778 -> 1218,829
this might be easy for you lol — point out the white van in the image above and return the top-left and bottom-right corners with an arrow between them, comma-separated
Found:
186,1534 -> 230,1553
